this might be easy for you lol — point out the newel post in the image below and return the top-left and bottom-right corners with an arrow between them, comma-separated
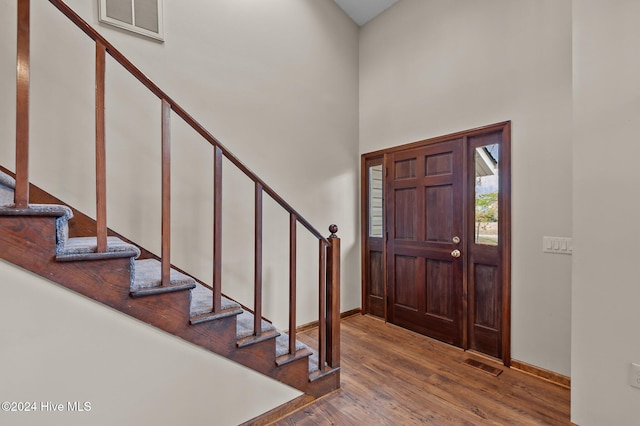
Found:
326,224 -> 340,368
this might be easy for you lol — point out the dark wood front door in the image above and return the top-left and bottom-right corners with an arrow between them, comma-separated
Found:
386,139 -> 464,346
361,122 -> 511,363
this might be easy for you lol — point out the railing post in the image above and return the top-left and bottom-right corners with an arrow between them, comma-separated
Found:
95,41 -> 107,252
212,146 -> 222,312
318,239 -> 327,370
288,213 -> 297,355
161,99 -> 171,285
326,224 -> 340,368
15,0 -> 31,208
254,182 -> 263,336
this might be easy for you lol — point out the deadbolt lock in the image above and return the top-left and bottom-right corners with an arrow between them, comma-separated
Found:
452,236 -> 460,244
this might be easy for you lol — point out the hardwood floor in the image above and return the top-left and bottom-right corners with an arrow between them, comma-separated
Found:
273,314 -> 570,425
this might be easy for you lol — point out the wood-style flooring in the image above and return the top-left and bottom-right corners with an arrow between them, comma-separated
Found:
273,314 -> 570,425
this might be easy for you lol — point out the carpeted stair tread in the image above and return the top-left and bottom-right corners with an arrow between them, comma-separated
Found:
0,203 -> 73,218
56,236 -> 141,261
275,332 -> 311,357
0,184 -> 13,205
131,258 -> 196,291
307,351 -> 321,374
236,310 -> 277,339
190,283 -> 241,317
274,334 -> 319,373
0,170 -> 16,190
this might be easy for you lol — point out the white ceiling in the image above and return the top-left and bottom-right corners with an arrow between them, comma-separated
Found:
333,0 -> 399,26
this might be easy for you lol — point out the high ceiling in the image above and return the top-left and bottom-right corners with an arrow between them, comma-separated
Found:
333,0 -> 399,26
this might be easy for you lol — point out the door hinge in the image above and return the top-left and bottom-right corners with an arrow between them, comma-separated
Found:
386,231 -> 389,242
385,167 -> 389,177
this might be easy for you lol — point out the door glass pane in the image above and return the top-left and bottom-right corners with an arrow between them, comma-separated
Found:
474,144 -> 499,245
369,165 -> 384,237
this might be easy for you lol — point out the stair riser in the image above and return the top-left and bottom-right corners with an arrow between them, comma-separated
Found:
233,338 -> 280,376
306,371 -> 341,398
0,216 -> 57,274
274,357 -> 312,393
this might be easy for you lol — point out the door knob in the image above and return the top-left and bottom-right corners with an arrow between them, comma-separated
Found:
451,249 -> 461,258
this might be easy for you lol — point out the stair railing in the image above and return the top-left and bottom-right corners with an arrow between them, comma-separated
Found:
12,0 -> 340,371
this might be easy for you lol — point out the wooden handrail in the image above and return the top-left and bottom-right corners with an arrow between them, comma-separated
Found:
47,0 -> 328,245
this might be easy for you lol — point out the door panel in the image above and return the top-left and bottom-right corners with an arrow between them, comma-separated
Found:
367,249 -> 385,315
425,185 -> 453,242
426,259 -> 454,319
387,139 -> 464,346
394,188 -> 417,240
394,255 -> 418,309
474,264 -> 498,328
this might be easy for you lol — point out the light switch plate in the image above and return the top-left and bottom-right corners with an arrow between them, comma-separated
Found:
630,363 -> 640,389
543,237 -> 573,255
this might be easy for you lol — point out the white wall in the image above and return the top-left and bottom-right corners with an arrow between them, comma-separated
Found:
0,259 -> 301,426
571,0 -> 640,424
0,0 -> 360,330
359,0 -> 573,375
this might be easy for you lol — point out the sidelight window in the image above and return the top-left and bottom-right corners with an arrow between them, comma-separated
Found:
474,144 -> 499,245
368,165 -> 384,238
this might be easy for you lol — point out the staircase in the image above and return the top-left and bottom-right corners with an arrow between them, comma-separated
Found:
1,0 -> 340,402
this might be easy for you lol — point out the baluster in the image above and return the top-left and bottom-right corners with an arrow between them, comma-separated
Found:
318,239 -> 327,371
15,0 -> 30,208
254,183 -> 263,336
161,99 -> 171,285
326,224 -> 340,368
289,213 -> 297,355
95,41 -> 107,252
212,146 -> 222,312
